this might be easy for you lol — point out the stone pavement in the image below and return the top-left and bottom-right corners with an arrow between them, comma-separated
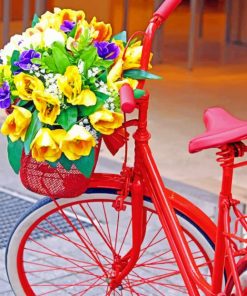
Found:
0,166 -> 217,295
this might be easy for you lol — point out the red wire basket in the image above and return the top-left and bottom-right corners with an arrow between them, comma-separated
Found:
20,144 -> 100,198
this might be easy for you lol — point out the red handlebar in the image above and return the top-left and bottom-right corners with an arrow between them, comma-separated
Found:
119,84 -> 136,113
153,0 -> 182,20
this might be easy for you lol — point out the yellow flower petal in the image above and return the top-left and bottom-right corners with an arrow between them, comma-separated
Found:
74,89 -> 97,106
0,106 -> 32,142
0,65 -> 11,79
60,125 -> 96,160
52,129 -> 67,145
114,78 -> 138,91
30,128 -> 62,162
107,59 -> 123,84
89,109 -> 124,135
14,73 -> 44,101
58,65 -> 82,103
32,91 -> 61,125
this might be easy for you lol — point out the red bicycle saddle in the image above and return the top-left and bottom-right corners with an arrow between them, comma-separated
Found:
189,107 -> 247,153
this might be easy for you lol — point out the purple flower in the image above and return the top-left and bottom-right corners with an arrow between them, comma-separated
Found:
60,20 -> 76,33
0,82 -> 11,109
14,49 -> 41,72
94,41 -> 120,60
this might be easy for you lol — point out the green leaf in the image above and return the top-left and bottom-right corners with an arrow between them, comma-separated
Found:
24,111 -> 42,154
94,59 -> 113,69
47,160 -> 58,168
59,154 -> 73,171
43,55 -> 58,72
10,50 -> 20,73
123,69 -> 162,80
94,91 -> 109,101
80,46 -> 97,73
16,100 -> 35,112
57,106 -> 78,131
31,58 -> 41,65
53,41 -> 68,55
7,138 -> 23,174
52,44 -> 70,74
32,14 -> 40,27
112,31 -> 127,42
78,98 -> 104,117
97,70 -> 107,83
134,89 -> 145,98
77,27 -> 92,51
16,100 -> 29,107
74,148 -> 95,178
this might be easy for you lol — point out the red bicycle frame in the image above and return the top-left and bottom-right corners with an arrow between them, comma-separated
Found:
100,0 -> 247,294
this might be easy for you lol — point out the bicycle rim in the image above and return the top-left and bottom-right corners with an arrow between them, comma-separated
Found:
6,191 -> 215,295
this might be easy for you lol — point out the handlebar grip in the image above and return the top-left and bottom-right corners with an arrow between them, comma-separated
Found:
119,84 -> 136,113
153,0 -> 182,20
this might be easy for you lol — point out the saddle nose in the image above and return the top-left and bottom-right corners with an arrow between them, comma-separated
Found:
189,107 -> 247,153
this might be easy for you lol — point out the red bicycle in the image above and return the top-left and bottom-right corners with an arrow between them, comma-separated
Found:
6,1 -> 247,295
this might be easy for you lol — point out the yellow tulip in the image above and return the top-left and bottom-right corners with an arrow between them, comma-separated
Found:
89,109 -> 124,135
107,59 -> 124,84
58,66 -> 81,101
0,65 -> 11,79
90,17 -> 112,41
59,125 -> 96,160
123,41 -> 153,70
30,128 -> 62,162
58,66 -> 96,106
14,73 -> 44,101
32,91 -> 61,125
1,106 -> 32,142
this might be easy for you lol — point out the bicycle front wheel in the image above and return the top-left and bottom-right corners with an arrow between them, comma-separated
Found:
6,189 -> 215,295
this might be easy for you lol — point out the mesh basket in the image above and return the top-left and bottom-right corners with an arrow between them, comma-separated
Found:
20,146 -> 100,198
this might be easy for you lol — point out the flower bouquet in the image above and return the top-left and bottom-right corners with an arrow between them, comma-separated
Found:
0,8 -> 159,197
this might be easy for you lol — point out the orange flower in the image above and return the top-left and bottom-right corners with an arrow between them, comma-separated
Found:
59,9 -> 85,23
90,17 -> 112,41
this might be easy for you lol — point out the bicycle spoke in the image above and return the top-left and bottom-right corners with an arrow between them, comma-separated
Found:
25,242 -> 101,278
128,270 -> 187,293
70,204 -> 112,266
24,261 -> 98,274
118,218 -> 132,254
78,203 -> 115,259
14,197 -> 214,295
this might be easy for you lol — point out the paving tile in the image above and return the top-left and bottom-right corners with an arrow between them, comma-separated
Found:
0,269 -> 9,284
0,291 -> 14,296
0,279 -> 12,293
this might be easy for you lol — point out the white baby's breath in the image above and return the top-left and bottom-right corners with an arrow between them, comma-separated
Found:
78,60 -> 85,74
